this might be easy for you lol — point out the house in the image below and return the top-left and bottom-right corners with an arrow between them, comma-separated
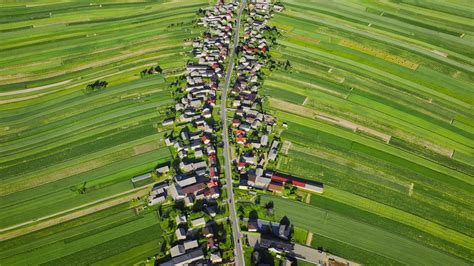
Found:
278,224 -> 291,240
156,165 -> 170,174
176,227 -> 187,240
162,118 -> 174,126
131,173 -> 151,183
165,138 -> 174,146
176,214 -> 187,225
181,182 -> 206,195
248,220 -> 258,232
184,194 -> 194,207
207,238 -> 217,250
170,244 -> 186,257
203,225 -> 214,238
184,240 -> 199,250
268,140 -> 280,161
210,251 -> 222,263
268,181 -> 284,193
191,217 -> 206,228
203,187 -> 220,199
160,248 -> 204,266
206,206 -> 217,217
176,175 -> 197,187
260,135 -> 268,146
148,195 -> 166,205
305,182 -> 324,193
255,174 -> 271,188
259,235 -> 294,253
195,149 -> 204,158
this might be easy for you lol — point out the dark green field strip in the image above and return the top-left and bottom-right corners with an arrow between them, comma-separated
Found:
1,91 -> 168,142
309,194 -> 474,261
365,8 -> 462,37
0,101 -> 167,157
0,2 -> 203,49
42,223 -> 162,266
398,0 -> 474,19
276,121 -> 474,229
263,86 -> 306,104
0,124 -> 157,178
0,155 -> 167,229
2,212 -> 160,265
261,195 -> 469,265
453,151 -> 474,167
280,146 -> 474,238
0,74 -> 165,119
389,136 -> 474,176
0,207 -> 135,258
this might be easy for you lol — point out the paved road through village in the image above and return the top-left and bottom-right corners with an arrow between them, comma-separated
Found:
221,0 -> 246,265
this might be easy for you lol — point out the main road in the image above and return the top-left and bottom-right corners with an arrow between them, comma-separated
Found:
221,0 -> 246,265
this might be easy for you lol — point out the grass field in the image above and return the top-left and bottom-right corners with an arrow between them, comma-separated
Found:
0,0 -> 209,230
259,195 -> 470,265
262,0 -> 473,264
0,0 -> 209,263
0,203 -> 164,265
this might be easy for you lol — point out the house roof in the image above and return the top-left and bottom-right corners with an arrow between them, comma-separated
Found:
182,182 -> 206,195
268,181 -> 284,193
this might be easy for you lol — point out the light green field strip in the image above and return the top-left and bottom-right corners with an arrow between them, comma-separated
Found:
0,100 -> 167,153
289,143 -> 409,192
2,213 -> 157,265
275,111 -> 474,187
274,46 -> 474,137
1,134 -> 167,195
0,156 -> 164,228
282,1 -> 474,65
276,45 -> 470,119
283,142 -> 473,221
322,186 -> 474,251
273,12 -> 473,73
268,78 -> 472,155
0,75 -> 165,121
0,209 -> 135,259
0,108 -> 167,163
92,240 -> 158,266
281,39 -> 472,109
262,195 -> 469,265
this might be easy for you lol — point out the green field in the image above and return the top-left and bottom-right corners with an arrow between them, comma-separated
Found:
0,0 -> 208,229
262,0 -> 473,264
259,195 -> 469,265
0,203 -> 164,265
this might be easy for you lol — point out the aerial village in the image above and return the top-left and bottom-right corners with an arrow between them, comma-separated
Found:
227,1 -> 324,196
130,1 -> 240,265
127,0 -> 346,265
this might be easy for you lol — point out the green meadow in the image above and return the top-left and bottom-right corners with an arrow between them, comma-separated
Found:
0,0 -> 210,264
263,0 -> 473,264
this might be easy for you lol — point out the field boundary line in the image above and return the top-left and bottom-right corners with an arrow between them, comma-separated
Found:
0,183 -> 154,240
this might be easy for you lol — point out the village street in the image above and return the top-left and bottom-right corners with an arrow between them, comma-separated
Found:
221,0 -> 246,265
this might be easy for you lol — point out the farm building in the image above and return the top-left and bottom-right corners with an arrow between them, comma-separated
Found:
131,173 -> 152,183
191,217 -> 206,228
